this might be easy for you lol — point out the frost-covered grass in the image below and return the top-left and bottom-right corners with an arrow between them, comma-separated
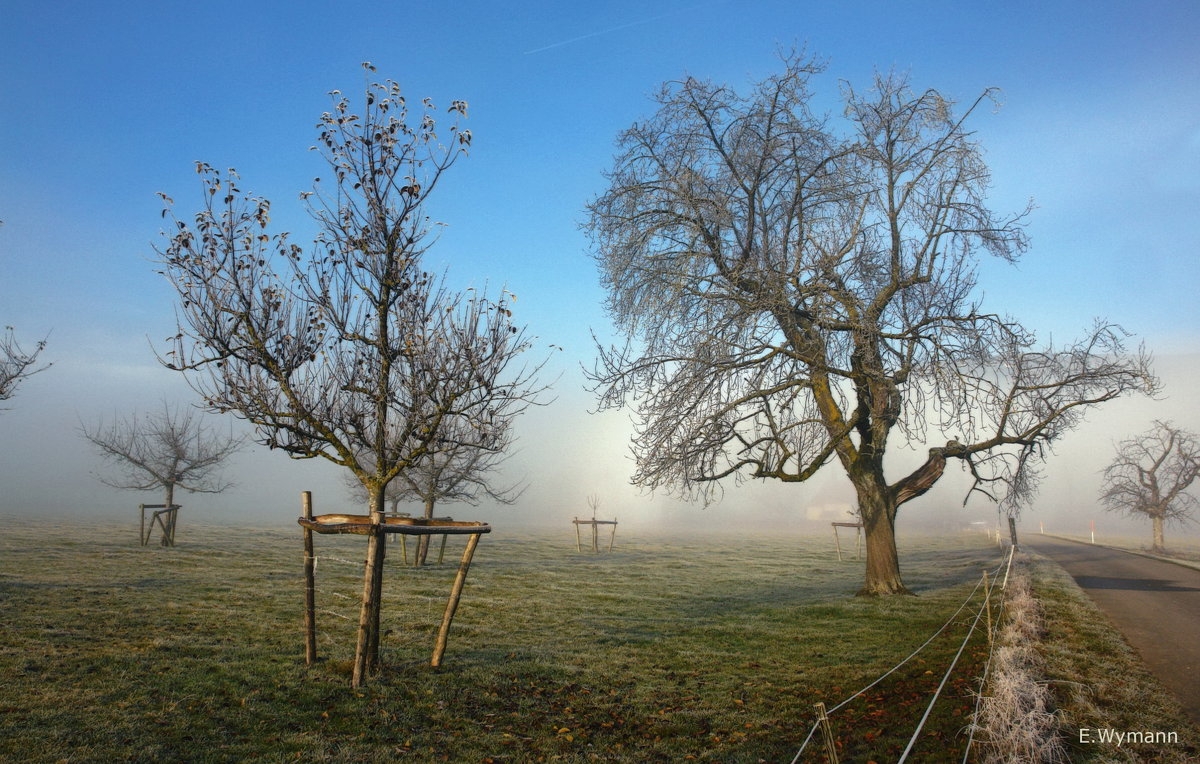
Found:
973,558 -> 1066,763
0,518 -> 1014,761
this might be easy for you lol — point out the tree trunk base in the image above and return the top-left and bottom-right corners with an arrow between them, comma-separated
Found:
856,583 -> 915,597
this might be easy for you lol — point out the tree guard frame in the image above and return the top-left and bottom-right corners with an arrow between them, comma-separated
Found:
573,516 -> 618,553
298,492 -> 491,669
831,521 -> 863,561
140,503 -> 181,547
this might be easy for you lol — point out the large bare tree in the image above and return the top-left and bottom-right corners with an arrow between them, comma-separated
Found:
587,56 -> 1156,594
156,66 -> 545,685
82,402 -> 244,529
1,326 -> 48,407
1100,421 -> 1200,552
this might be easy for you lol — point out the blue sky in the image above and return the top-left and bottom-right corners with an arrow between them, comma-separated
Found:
2,1 -> 1198,538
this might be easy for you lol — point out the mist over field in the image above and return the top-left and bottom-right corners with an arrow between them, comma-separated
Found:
2,351 -> 1197,545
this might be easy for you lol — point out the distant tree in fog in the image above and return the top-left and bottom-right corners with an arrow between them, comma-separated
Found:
342,413 -> 526,565
1,327 -> 49,407
82,402 -> 245,519
1100,421 -> 1200,552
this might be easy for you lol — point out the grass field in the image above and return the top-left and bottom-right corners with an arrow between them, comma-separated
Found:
0,518 -> 1188,762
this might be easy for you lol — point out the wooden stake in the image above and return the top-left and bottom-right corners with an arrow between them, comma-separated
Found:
833,525 -> 843,561
302,491 -> 317,666
608,520 -> 617,553
816,701 -> 839,764
574,517 -> 581,553
983,569 -> 993,649
431,532 -> 481,667
139,504 -> 146,547
438,532 -> 448,564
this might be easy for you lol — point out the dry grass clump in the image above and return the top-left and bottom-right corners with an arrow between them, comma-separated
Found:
974,558 -> 1067,763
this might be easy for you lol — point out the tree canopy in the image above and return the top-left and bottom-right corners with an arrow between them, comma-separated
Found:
588,56 -> 1156,594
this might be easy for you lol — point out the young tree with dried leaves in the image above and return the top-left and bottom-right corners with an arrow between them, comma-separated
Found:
341,332 -> 533,566
1100,421 -> 1200,552
1,326 -> 49,407
82,403 -> 244,536
156,65 -> 546,686
587,56 -> 1156,595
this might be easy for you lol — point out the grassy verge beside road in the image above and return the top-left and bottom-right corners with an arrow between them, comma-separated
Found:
1028,553 -> 1200,762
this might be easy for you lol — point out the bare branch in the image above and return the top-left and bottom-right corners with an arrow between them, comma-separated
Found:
1,327 -> 50,407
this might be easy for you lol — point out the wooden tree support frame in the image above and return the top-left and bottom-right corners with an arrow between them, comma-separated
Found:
573,516 -> 618,553
298,493 -> 491,669
140,504 -> 181,547
386,513 -> 456,566
831,521 -> 863,561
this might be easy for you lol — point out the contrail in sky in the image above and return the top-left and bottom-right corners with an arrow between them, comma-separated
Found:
524,1 -> 730,55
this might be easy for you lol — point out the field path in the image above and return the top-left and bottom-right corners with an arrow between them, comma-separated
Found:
1029,536 -> 1200,724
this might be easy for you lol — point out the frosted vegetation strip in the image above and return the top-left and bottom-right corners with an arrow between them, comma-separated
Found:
962,595 -> 1010,763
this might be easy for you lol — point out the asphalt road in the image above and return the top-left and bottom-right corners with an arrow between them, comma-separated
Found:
1029,536 -> 1200,724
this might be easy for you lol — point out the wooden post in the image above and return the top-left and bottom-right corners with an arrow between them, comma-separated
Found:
983,570 -> 992,650
165,505 -> 179,546
400,534 -> 408,565
438,533 -> 448,564
815,701 -> 839,764
1008,516 -> 1018,550
574,517 -> 582,553
833,525 -> 843,561
139,504 -> 146,546
431,532 -> 481,667
592,518 -> 599,553
302,491 -> 317,666
608,520 -> 617,553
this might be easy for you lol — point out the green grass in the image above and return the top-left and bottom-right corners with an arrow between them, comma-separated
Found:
1027,553 -> 1200,763
0,520 -> 1019,761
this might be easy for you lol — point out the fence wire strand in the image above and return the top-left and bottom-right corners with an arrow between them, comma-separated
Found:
789,545 -> 1014,762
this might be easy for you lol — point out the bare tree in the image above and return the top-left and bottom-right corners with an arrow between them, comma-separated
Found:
1,326 -> 49,407
156,65 -> 546,686
341,332 -> 534,565
82,402 -> 244,533
587,55 -> 1156,595
1100,421 -> 1200,552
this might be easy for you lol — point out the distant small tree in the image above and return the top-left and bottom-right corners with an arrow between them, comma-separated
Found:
342,384 -> 531,565
1,326 -> 49,407
82,402 -> 245,531
1100,421 -> 1200,552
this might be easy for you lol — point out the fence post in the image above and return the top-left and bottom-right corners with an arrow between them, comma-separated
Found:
302,491 -> 317,666
983,570 -> 993,649
815,701 -> 839,764
1007,516 -> 1018,550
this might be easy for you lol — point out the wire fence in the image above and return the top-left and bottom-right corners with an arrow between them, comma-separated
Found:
789,544 -> 1017,764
